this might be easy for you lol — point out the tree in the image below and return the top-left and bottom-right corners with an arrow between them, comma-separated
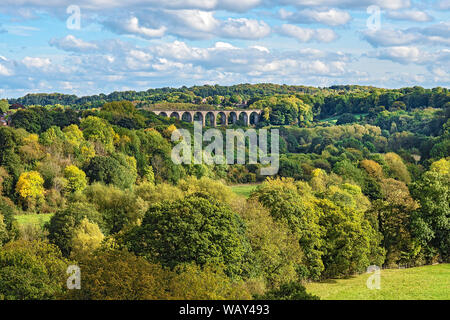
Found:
71,218 -> 104,257
0,99 -> 9,113
80,116 -> 115,152
360,159 -> 384,180
0,214 -> 8,245
371,178 -> 419,266
125,193 -> 252,278
177,176 -> 237,206
47,202 -> 103,256
83,155 -> 136,189
389,101 -> 406,111
10,107 -> 54,134
384,152 -> 411,184
233,199 -> 304,289
0,240 -> 69,300
316,198 -> 382,278
257,281 -> 319,300
66,249 -> 170,300
63,165 -> 87,193
169,263 -> 252,300
336,113 -> 357,125
84,183 -> 147,234
410,162 -> 450,262
16,171 -> 44,201
252,178 -> 324,279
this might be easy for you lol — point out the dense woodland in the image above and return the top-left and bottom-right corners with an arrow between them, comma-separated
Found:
0,84 -> 448,300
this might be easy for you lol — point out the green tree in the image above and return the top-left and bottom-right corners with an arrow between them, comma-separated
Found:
80,116 -> 115,152
0,99 -> 9,113
63,165 -> 87,193
47,202 -> 103,256
0,240 -> 69,300
370,178 -> 419,266
83,155 -> 136,189
234,199 -> 304,289
66,249 -> 170,300
336,113 -> 357,125
257,281 -> 319,300
84,183 -> 147,234
252,178 -> 324,279
410,162 -> 450,262
169,263 -> 252,300
125,193 -> 252,278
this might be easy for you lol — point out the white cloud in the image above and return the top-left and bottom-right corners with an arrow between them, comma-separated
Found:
251,45 -> 270,53
106,11 -> 272,40
276,0 -> 410,10
0,64 -> 13,76
363,23 -> 450,47
49,35 -> 98,52
371,46 -> 422,64
386,10 -> 433,22
118,16 -> 166,38
279,24 -> 338,43
22,57 -> 51,69
220,18 -> 270,39
168,9 -> 219,33
279,8 -> 351,26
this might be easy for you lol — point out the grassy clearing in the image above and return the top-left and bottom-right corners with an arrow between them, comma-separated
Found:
319,113 -> 368,124
231,184 -> 259,198
14,213 -> 53,228
305,264 -> 450,300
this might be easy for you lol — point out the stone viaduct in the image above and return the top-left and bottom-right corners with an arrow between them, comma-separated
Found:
151,109 -> 263,127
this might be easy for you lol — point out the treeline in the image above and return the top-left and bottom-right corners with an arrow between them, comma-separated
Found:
7,85 -> 449,120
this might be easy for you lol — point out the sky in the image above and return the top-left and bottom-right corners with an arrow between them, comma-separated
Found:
0,0 -> 449,98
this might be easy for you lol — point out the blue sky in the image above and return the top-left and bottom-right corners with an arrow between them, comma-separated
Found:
0,0 -> 449,98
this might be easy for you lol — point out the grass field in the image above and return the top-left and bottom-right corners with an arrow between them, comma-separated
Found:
231,184 -> 259,198
305,264 -> 450,300
14,213 -> 53,228
319,113 -> 368,124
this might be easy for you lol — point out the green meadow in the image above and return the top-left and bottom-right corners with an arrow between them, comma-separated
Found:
305,264 -> 450,300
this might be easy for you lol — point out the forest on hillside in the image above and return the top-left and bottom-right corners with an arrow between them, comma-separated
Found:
0,84 -> 448,300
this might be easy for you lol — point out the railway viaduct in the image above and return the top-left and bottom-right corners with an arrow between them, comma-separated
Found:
150,109 -> 263,127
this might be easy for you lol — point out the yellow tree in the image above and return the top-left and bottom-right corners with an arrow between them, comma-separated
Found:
16,171 -> 44,200
71,218 -> 104,257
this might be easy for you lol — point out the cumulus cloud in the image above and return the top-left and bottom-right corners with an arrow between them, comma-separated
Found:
220,18 -> 271,39
279,8 -> 351,26
0,0 -> 260,13
168,9 -> 219,34
0,0 -> 411,12
369,46 -> 422,64
106,16 -> 166,39
22,57 -> 51,69
1,0 -> 448,96
276,0 -> 410,10
278,24 -> 338,43
49,35 -> 98,52
103,10 -> 271,40
368,47 -> 450,73
0,64 -> 13,76
2,37 -> 361,97
386,10 -> 433,22
363,22 -> 450,47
